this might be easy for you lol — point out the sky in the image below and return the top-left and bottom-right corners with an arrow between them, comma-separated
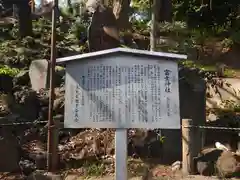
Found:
33,0 -> 146,22
35,0 -> 84,7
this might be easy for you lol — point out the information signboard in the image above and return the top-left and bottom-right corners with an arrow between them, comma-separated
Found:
64,56 -> 180,129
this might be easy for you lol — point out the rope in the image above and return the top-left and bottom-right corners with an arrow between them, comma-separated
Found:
0,121 -> 239,132
0,121 -> 48,126
182,125 -> 240,131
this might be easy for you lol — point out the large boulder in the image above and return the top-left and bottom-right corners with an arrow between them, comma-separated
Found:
53,97 -> 64,115
0,93 -> 14,116
216,151 -> 240,178
13,86 -> 40,120
22,140 -> 47,170
128,129 -> 163,158
0,74 -> 13,93
194,148 -> 223,176
53,87 -> 65,115
13,70 -> 30,86
195,148 -> 240,177
19,159 -> 36,176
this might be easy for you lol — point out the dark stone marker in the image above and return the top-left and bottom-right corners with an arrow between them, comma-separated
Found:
88,5 -> 120,52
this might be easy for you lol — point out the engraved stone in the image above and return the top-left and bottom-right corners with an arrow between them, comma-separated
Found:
29,59 -> 49,92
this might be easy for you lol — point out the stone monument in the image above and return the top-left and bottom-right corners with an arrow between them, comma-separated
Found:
86,0 -> 120,52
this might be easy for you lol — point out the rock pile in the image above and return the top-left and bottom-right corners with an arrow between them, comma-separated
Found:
0,66 -> 65,174
195,148 -> 240,178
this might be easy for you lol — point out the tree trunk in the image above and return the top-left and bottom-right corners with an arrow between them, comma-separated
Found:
112,0 -> 130,30
156,0 -> 172,22
150,0 -> 157,51
16,0 -> 33,37
13,4 -> 17,18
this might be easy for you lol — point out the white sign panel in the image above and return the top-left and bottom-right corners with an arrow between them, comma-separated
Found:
64,57 -> 180,129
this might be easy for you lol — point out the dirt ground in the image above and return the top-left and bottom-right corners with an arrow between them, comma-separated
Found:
64,175 -> 239,180
1,172 -> 239,180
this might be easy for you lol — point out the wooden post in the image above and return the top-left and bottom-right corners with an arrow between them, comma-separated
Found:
182,119 -> 195,175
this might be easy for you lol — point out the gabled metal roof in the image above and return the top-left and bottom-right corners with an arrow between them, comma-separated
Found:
56,47 -> 187,63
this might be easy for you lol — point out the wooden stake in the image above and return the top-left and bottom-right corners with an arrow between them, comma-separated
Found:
182,119 -> 195,175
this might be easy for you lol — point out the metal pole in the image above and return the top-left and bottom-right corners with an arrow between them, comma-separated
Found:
115,129 -> 128,180
47,0 -> 58,172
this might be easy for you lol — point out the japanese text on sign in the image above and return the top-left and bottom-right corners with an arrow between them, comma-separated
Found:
64,58 -> 180,129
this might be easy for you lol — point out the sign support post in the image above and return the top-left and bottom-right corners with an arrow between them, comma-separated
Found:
115,129 -> 128,180
57,48 -> 187,180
